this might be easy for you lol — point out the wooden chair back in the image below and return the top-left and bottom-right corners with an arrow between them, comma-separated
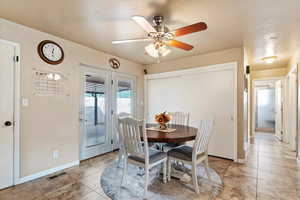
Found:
168,112 -> 190,126
193,120 -> 214,158
118,117 -> 149,163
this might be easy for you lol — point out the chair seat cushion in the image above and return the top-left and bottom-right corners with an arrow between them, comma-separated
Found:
162,142 -> 185,152
168,146 -> 205,161
129,149 -> 167,164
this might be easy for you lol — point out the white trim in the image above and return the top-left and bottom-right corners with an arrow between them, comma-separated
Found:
146,62 -> 237,80
17,160 -> 80,184
287,65 -> 298,77
144,62 -> 238,161
236,158 -> 247,164
0,39 -> 21,187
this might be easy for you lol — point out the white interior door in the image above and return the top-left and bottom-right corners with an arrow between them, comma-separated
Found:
275,80 -> 283,140
288,74 -> 297,151
146,64 -> 236,160
112,72 -> 136,150
80,66 -> 112,160
0,41 -> 15,189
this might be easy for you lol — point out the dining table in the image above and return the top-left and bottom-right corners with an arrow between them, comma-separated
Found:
146,123 -> 198,143
146,123 -> 198,182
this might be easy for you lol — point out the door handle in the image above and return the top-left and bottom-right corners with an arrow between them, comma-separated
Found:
4,121 -> 12,127
79,118 -> 87,122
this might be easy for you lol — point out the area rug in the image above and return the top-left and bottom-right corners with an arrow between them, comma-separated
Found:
100,160 -> 223,200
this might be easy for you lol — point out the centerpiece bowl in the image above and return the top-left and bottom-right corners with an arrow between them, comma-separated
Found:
155,111 -> 171,130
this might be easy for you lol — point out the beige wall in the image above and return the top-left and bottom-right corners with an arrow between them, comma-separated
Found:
251,68 -> 287,79
147,47 -> 246,159
0,19 -> 144,177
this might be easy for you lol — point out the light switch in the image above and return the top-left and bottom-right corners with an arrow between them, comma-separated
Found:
22,98 -> 29,107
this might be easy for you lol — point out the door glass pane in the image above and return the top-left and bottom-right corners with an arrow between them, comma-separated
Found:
256,88 -> 276,130
117,80 -> 132,115
85,75 -> 106,147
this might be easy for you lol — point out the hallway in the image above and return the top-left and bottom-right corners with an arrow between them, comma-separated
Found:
217,133 -> 298,199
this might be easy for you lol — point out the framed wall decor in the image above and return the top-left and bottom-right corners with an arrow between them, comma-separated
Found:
109,58 -> 120,69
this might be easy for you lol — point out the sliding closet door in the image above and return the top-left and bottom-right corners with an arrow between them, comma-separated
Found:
80,66 -> 112,160
112,72 -> 136,150
146,64 -> 236,160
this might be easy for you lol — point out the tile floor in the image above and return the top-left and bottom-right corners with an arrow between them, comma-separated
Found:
0,133 -> 298,200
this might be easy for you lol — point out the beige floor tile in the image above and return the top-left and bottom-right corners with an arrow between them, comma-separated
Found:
2,133 -> 300,200
224,164 -> 257,178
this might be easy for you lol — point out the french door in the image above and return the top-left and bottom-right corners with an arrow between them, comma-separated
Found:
80,65 -> 136,160
112,72 -> 136,150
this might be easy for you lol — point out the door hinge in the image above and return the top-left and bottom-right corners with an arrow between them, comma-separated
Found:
111,139 -> 114,144
13,56 -> 19,62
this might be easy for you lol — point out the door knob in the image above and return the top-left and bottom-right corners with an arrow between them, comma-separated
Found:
4,121 -> 12,127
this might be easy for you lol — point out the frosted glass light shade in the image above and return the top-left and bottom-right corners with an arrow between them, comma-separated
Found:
145,43 -> 171,58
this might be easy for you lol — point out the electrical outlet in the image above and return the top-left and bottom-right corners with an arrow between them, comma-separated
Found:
53,150 -> 59,160
22,98 -> 29,107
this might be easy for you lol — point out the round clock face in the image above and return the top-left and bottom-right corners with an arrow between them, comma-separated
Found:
38,40 -> 64,65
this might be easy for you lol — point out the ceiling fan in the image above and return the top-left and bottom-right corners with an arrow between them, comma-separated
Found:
112,15 -> 207,58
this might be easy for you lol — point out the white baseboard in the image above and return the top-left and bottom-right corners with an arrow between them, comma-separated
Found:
16,160 -> 80,185
236,158 -> 247,163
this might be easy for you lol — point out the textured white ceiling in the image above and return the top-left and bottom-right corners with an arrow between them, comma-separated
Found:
0,0 -> 299,68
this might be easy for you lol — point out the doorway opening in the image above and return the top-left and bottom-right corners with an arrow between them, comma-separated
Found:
253,80 -> 280,136
255,86 -> 276,133
252,76 -> 298,158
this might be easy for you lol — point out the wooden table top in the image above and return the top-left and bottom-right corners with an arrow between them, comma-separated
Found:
146,123 -> 198,143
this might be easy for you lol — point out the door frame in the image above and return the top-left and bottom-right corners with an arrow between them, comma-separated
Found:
251,77 -> 284,137
0,39 -> 21,185
144,62 -> 238,161
286,65 -> 298,153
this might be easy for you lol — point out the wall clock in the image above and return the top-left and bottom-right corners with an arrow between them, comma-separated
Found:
37,40 -> 64,65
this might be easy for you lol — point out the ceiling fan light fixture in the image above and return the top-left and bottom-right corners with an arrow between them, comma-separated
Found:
145,43 -> 171,58
262,56 -> 277,64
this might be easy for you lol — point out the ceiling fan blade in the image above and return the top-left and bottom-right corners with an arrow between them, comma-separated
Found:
131,16 -> 157,33
166,40 -> 194,51
112,38 -> 152,44
172,22 -> 207,37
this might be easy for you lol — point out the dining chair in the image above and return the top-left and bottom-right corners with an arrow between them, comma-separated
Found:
167,119 -> 214,194
117,112 -> 131,167
169,111 -> 190,126
162,111 -> 190,152
118,116 -> 168,197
